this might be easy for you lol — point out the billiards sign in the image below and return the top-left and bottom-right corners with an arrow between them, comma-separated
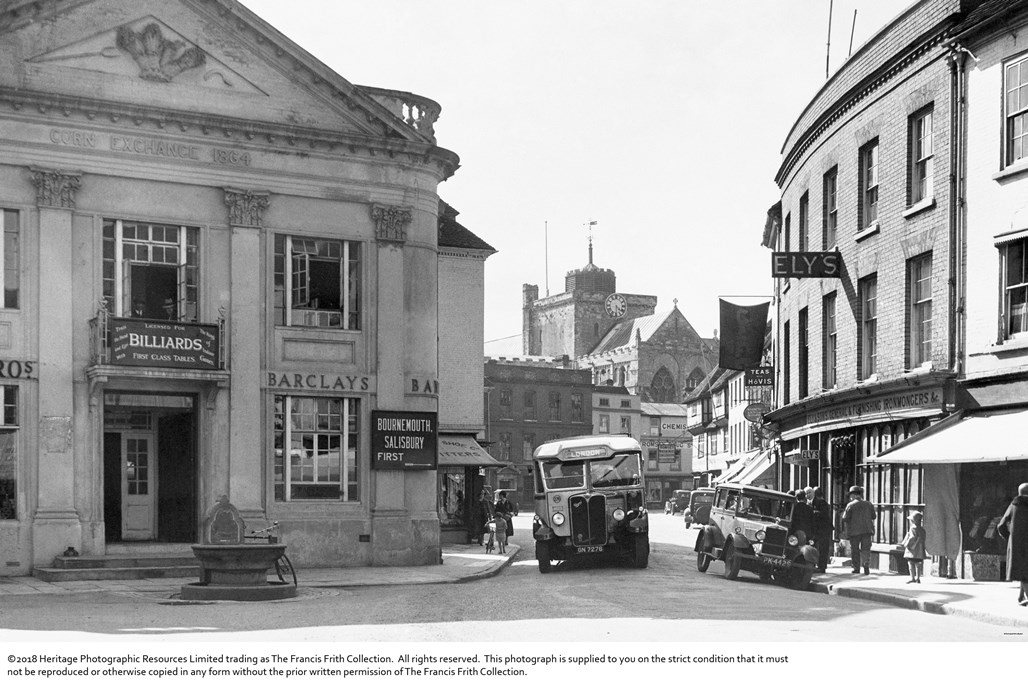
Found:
771,252 -> 842,278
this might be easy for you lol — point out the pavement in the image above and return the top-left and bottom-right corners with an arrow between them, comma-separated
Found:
2,542 -> 1027,630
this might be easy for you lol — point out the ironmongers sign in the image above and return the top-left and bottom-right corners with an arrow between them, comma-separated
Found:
371,410 -> 438,470
110,318 -> 219,370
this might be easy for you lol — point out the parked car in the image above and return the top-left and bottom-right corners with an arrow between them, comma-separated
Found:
494,489 -> 519,516
694,482 -> 818,590
682,487 -> 715,528
664,489 -> 690,515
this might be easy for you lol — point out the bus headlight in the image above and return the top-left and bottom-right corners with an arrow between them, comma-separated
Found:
788,535 -> 799,546
552,512 -> 565,526
612,508 -> 625,521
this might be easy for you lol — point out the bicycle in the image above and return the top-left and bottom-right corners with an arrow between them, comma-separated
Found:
245,521 -> 298,587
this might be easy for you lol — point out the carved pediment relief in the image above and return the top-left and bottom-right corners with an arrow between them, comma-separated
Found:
28,16 -> 264,94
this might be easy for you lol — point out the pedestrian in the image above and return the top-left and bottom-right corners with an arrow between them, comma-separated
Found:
997,482 -> 1028,606
790,490 -> 815,544
470,487 -> 494,545
494,490 -> 515,538
810,487 -> 834,572
901,512 -> 926,584
841,484 -> 876,575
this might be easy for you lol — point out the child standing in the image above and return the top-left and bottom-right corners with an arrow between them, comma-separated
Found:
902,512 -> 927,584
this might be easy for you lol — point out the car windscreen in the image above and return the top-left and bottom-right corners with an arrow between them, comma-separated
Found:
691,492 -> 714,506
588,452 -> 642,489
738,492 -> 793,522
539,460 -> 585,490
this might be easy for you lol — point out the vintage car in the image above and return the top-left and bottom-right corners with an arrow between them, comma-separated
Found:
532,435 -> 649,573
694,482 -> 818,590
664,489 -> 690,515
682,487 -> 715,528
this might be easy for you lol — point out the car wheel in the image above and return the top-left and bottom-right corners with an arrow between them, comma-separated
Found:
696,542 -> 711,573
536,541 -> 552,574
723,540 -> 741,580
633,535 -> 649,569
758,569 -> 772,581
792,564 -> 813,590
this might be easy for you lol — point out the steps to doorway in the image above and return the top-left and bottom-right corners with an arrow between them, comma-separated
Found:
32,546 -> 200,582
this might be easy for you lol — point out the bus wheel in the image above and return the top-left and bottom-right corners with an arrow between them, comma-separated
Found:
633,535 -> 649,569
536,541 -> 552,574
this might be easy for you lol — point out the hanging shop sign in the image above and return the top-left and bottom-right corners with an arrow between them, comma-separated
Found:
110,318 -> 219,370
784,449 -> 820,465
771,252 -> 842,278
745,366 -> 774,387
371,410 -> 438,470
743,402 -> 771,423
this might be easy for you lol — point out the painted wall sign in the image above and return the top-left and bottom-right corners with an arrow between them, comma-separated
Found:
408,377 -> 439,395
659,420 -> 689,436
0,360 -> 36,380
371,410 -> 438,470
771,252 -> 842,278
267,372 -> 370,391
805,389 -> 944,427
745,366 -> 774,387
110,318 -> 219,370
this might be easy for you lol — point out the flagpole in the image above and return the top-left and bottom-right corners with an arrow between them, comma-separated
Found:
544,220 -> 549,297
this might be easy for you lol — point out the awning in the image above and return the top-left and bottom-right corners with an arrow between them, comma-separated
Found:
867,408 -> 1028,464
713,449 -> 771,485
712,450 -> 758,484
736,451 -> 774,486
437,435 -> 504,467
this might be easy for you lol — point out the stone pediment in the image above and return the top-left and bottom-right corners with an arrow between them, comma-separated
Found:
1,0 -> 433,143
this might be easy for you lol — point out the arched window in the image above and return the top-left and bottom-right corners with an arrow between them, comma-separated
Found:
685,367 -> 705,391
649,367 -> 676,403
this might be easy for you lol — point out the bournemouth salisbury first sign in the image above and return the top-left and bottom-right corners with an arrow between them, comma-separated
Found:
371,410 -> 438,470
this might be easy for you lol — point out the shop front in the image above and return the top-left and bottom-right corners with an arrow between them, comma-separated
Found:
437,435 -> 503,544
766,373 -> 955,567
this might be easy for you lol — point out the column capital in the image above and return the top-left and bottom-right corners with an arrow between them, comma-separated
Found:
371,204 -> 413,243
223,187 -> 270,228
29,167 -> 82,209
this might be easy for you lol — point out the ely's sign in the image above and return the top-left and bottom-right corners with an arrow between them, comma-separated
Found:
771,252 -> 842,278
371,411 -> 438,470
110,319 -> 219,370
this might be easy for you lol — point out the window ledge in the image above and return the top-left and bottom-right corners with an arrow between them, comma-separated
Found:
971,334 -> 1028,356
992,159 -> 1028,182
858,373 -> 878,385
855,223 -> 880,242
903,197 -> 936,219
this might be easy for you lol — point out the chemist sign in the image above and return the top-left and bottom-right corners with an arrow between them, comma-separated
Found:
371,410 -> 438,470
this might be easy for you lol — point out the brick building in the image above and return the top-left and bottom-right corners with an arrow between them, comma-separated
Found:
483,357 -> 593,512
764,0 -> 966,568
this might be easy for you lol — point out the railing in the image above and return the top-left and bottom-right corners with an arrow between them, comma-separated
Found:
360,86 -> 441,141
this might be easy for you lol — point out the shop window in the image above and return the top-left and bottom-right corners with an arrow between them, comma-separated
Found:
102,220 -> 198,320
822,166 -> 838,248
0,386 -> 17,519
908,106 -> 934,204
1004,54 -> 1028,166
523,391 -> 536,421
0,209 -> 19,309
273,235 -> 361,329
548,392 -> 561,421
1000,237 -> 1028,338
907,253 -> 933,368
570,393 -> 583,422
273,396 -> 360,501
438,469 -> 466,527
859,139 -> 879,230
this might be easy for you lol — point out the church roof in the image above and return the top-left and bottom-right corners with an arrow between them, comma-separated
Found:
589,307 -> 700,356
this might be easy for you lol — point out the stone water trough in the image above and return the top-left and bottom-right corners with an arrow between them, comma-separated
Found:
179,495 -> 297,601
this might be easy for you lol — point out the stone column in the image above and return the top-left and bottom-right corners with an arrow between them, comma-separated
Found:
224,188 -> 269,521
370,204 -> 415,565
29,168 -> 83,565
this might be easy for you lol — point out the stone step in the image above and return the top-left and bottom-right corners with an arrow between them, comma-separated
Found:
32,564 -> 201,582
51,553 -> 198,569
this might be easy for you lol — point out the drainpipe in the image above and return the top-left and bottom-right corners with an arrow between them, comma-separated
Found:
947,46 -> 968,380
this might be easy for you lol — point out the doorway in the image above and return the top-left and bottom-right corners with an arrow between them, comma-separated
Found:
103,394 -> 197,543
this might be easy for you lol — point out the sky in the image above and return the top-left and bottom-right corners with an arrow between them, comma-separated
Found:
241,0 -> 914,354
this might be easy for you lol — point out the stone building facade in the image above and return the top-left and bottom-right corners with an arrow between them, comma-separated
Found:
0,0 -> 484,574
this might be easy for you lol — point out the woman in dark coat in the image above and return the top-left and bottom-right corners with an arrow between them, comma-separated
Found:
469,487 -> 494,545
997,482 -> 1028,606
810,487 -> 834,572
494,491 -> 515,537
